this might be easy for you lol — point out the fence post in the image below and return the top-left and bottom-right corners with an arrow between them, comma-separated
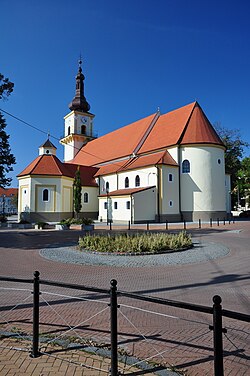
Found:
165,220 -> 168,230
31,271 -> 40,358
199,219 -> 201,229
212,295 -> 224,376
128,220 -> 130,230
110,279 -> 118,376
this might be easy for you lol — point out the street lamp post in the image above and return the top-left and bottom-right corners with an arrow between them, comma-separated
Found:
1,194 -> 6,216
106,187 -> 109,225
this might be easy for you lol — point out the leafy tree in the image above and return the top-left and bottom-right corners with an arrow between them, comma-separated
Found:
0,74 -> 16,188
73,166 -> 82,218
237,157 -> 250,207
215,123 -> 249,207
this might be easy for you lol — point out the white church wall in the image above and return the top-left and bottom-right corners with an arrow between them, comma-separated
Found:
225,174 -> 231,213
99,174 -> 118,194
133,188 -> 156,222
161,166 -> 179,214
81,187 -> 99,213
118,166 -> 157,189
166,146 -> 178,162
18,177 -> 31,214
180,145 -> 226,214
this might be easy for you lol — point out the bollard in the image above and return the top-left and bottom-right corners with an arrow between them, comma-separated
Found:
31,271 -> 40,358
199,219 -> 201,229
128,220 -> 130,230
183,219 -> 186,230
210,218 -> 212,227
109,220 -> 112,231
109,279 -> 119,376
223,217 -> 226,225
210,295 -> 225,376
217,218 -> 219,226
165,220 -> 168,230
147,221 -> 149,231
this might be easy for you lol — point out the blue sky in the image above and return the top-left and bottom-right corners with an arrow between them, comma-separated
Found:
1,0 -> 250,187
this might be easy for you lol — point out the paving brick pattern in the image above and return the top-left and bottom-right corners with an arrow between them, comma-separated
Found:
0,221 -> 249,375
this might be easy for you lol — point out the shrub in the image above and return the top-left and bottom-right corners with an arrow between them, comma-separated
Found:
0,215 -> 7,223
59,218 -> 71,227
79,231 -> 192,254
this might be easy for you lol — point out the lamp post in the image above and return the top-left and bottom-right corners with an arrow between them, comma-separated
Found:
1,194 -> 6,216
106,187 -> 109,225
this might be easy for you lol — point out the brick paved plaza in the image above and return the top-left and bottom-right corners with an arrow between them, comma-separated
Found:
0,221 -> 249,375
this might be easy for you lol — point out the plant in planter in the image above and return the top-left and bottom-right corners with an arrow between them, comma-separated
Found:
55,218 -> 71,230
81,218 -> 94,231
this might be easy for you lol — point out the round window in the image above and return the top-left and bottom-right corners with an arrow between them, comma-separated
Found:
218,159 -> 221,164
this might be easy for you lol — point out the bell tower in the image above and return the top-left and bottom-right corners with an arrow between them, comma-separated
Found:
60,59 -> 95,162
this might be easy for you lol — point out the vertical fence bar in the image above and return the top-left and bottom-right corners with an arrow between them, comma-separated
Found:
31,271 -> 40,358
110,279 -> 118,376
210,218 -> 212,227
199,219 -> 201,229
212,295 -> 224,376
165,220 -> 168,230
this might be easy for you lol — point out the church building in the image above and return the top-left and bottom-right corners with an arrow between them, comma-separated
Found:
18,61 -> 231,223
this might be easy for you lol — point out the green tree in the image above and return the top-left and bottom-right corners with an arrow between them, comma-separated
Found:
237,157 -> 250,207
0,74 -> 16,188
73,166 -> 82,218
215,123 -> 249,207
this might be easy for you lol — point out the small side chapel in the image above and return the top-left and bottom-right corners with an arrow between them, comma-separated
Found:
18,61 -> 231,223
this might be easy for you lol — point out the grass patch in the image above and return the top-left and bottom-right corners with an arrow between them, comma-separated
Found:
78,231 -> 192,254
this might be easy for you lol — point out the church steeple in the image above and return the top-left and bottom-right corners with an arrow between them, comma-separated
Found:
68,59 -> 90,112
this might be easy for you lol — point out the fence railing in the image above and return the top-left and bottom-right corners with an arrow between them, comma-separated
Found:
0,272 -> 249,376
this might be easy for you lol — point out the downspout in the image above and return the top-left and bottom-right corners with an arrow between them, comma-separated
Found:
130,194 -> 133,224
156,165 -> 160,222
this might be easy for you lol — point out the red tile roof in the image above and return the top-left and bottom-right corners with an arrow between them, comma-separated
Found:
94,150 -> 178,177
72,113 -> 157,166
99,186 -> 155,197
72,102 -> 224,167
0,188 -> 18,197
17,155 -> 98,186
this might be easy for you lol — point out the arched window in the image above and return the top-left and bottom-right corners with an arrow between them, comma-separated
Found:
135,175 -> 140,187
106,181 -> 109,191
182,159 -> 190,173
83,192 -> 88,203
125,177 -> 129,188
168,173 -> 173,182
81,125 -> 86,134
42,189 -> 49,202
68,126 -> 71,135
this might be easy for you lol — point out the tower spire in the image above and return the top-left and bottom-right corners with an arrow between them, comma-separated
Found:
69,58 -> 90,112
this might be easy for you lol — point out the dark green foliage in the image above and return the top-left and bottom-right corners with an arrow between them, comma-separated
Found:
0,74 -> 16,188
73,166 -> 82,217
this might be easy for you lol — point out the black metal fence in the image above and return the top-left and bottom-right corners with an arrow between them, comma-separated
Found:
0,272 -> 249,376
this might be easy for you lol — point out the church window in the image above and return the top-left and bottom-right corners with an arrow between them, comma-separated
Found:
104,202 -> 107,209
114,202 -> 118,209
218,159 -> 221,164
169,200 -> 173,207
125,177 -> 129,188
42,189 -> 49,202
46,149 -> 50,154
106,181 -> 109,191
182,160 -> 190,173
83,192 -> 88,203
135,175 -> 140,187
81,125 -> 86,134
68,126 -> 70,135
126,201 -> 130,209
168,173 -> 173,182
